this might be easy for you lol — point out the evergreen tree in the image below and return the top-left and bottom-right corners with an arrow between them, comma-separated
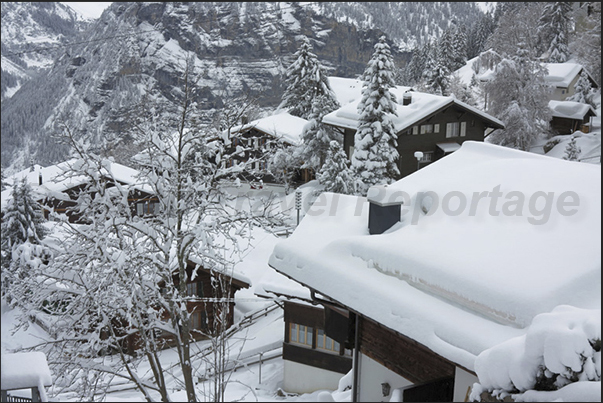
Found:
426,45 -> 451,95
1,178 -> 47,258
352,36 -> 400,196
1,178 -> 49,304
566,70 -> 595,106
0,169 -> 6,191
298,94 -> 342,172
450,25 -> 469,71
538,2 -> 573,62
317,140 -> 355,195
563,136 -> 581,161
571,2 -> 601,86
467,13 -> 496,59
278,36 -> 339,120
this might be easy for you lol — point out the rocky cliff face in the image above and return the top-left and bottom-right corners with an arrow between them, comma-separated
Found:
1,2 -> 85,99
1,2 -> 484,172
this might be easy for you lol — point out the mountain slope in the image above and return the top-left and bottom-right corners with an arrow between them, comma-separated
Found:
1,2 -> 486,172
1,2 -> 85,100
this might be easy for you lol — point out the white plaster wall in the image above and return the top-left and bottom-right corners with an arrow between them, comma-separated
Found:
282,359 -> 345,394
453,367 -> 479,402
357,353 -> 413,402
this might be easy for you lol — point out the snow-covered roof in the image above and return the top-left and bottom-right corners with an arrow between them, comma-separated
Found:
230,112 -> 308,146
268,141 -> 601,371
549,100 -> 596,120
478,61 -> 597,89
1,351 -> 52,390
544,62 -> 591,88
322,79 -> 504,132
436,142 -> 461,153
1,159 -> 152,210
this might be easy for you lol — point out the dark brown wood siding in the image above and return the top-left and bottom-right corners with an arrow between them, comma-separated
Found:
339,105 -> 494,179
283,343 -> 353,374
283,301 -> 353,373
359,317 -> 455,385
396,105 -> 487,178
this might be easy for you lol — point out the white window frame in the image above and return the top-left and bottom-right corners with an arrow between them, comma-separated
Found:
460,121 -> 467,137
446,122 -> 460,138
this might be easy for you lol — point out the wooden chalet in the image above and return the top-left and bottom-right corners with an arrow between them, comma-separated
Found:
226,112 -> 311,186
548,100 -> 598,135
119,259 -> 251,355
0,160 -> 158,224
258,280 -> 354,394
267,142 -> 601,401
322,83 -> 505,179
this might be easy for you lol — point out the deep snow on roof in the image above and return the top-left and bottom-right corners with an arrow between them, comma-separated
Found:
549,100 -> 596,120
230,111 -> 308,146
268,141 -> 601,370
1,159 -> 151,210
322,79 -> 503,132
1,351 -> 52,390
544,62 -> 586,88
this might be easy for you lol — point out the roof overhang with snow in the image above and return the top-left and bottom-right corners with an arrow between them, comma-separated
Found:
322,82 -> 504,134
549,100 -> 597,120
229,112 -> 308,147
268,141 -> 601,371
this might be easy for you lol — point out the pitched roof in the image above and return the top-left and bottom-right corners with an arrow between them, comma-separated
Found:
230,111 -> 308,146
322,82 -> 504,132
268,141 -> 601,371
549,100 -> 597,120
1,159 -> 152,210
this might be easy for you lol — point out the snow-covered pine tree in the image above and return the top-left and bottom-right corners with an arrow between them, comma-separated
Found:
450,25 -> 469,72
566,70 -> 595,106
1,178 -> 49,305
563,136 -> 581,161
317,140 -> 355,195
571,2 -> 601,86
278,36 -> 339,120
352,36 -> 400,196
298,94 -> 342,172
538,2 -> 573,62
484,41 -> 552,151
0,178 -> 47,262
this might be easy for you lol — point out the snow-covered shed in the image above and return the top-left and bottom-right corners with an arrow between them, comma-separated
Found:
268,141 -> 601,401
549,100 -> 598,134
1,351 -> 53,402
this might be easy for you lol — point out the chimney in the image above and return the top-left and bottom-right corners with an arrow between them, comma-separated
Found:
402,92 -> 412,106
367,185 -> 403,235
39,171 -> 43,186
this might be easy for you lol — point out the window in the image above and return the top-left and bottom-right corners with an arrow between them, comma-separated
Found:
412,126 -> 419,135
420,124 -> 433,134
190,311 -> 207,331
446,122 -> 459,138
316,329 -> 341,354
186,281 -> 203,298
419,152 -> 433,163
460,121 -> 467,137
136,200 -> 160,216
434,124 -> 440,133
290,323 -> 313,347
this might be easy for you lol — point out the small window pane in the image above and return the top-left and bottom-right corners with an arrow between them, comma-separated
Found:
317,329 -> 324,348
307,327 -> 313,346
291,324 -> 297,342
